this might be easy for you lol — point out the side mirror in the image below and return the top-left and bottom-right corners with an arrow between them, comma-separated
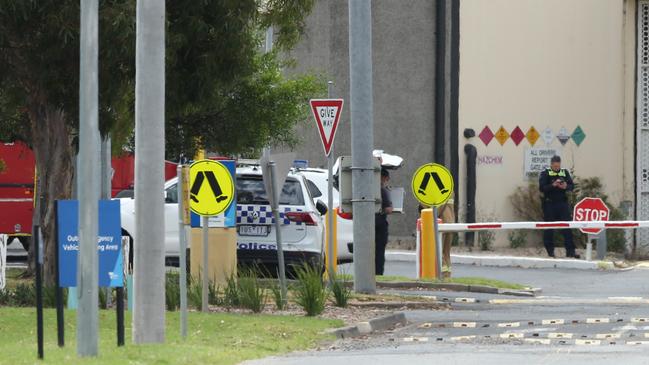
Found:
316,200 -> 328,216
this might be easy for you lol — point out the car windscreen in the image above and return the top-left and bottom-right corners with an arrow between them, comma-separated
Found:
236,176 -> 305,206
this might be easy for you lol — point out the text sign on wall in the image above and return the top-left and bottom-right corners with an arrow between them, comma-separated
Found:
524,148 -> 559,177
57,200 -> 123,288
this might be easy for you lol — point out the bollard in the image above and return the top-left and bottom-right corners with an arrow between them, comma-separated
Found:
324,208 -> 338,279
419,209 -> 442,279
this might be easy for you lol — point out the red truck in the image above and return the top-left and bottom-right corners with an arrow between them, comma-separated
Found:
0,141 -> 178,250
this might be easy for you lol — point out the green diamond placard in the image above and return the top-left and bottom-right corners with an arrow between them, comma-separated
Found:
571,126 -> 586,146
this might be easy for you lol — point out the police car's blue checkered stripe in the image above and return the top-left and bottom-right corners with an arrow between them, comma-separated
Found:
236,205 -> 304,225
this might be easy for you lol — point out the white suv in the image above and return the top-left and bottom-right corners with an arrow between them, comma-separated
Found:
119,165 -> 326,269
298,168 -> 354,263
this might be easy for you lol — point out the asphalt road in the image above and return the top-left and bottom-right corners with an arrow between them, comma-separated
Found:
258,259 -> 649,364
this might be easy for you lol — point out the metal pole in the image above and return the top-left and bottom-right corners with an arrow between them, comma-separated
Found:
101,138 -> 112,308
177,165 -> 188,338
77,0 -> 100,356
265,26 -> 273,53
269,161 -> 288,305
433,206 -> 442,280
326,81 -> 335,280
133,0 -> 166,344
35,226 -> 44,359
349,0 -> 375,293
201,216 -> 209,312
586,235 -> 593,261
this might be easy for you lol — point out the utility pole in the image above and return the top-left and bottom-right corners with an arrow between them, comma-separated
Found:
348,0 -> 376,293
133,0 -> 166,344
77,0 -> 100,356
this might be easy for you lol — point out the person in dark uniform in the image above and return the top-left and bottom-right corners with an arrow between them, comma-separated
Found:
538,155 -> 579,258
375,168 -> 393,275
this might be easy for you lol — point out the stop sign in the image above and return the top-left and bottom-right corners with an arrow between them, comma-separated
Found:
573,197 -> 609,234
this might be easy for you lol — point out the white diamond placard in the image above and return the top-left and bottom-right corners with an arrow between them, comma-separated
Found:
542,127 -> 554,146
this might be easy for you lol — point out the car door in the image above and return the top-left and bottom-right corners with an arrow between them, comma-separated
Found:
163,181 -> 180,256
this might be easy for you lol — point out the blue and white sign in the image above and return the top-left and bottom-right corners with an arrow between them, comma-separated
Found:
191,160 -> 236,228
57,200 -> 123,288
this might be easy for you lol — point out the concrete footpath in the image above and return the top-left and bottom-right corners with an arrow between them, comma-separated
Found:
386,250 -> 617,270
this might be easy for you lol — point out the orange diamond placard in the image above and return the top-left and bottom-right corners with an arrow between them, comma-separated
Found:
526,127 -> 540,146
494,126 -> 509,146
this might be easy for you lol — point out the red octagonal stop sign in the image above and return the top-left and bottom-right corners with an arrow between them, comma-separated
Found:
573,197 -> 609,235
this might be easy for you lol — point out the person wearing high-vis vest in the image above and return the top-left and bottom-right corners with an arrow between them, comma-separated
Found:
538,155 -> 579,259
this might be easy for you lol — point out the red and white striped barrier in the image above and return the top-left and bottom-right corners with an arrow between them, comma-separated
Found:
438,220 -> 649,233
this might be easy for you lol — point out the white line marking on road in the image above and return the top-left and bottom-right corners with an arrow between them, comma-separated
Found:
596,333 -> 621,339
418,323 -> 433,329
548,333 -> 573,339
609,297 -> 644,301
626,341 -> 649,345
524,339 -> 551,345
454,297 -> 476,303
453,322 -> 476,328
403,337 -> 429,343
498,322 -> 521,328
576,339 -> 601,345
587,318 -> 610,324
542,319 -> 565,325
614,325 -> 638,331
450,335 -> 476,341
631,318 -> 649,323
500,333 -> 524,339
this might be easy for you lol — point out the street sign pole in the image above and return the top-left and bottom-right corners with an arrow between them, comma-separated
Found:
177,165 -> 188,337
349,0 -> 375,294
269,161 -> 288,306
202,216 -> 209,312
78,0 -> 100,356
133,0 -> 166,344
326,81 -> 335,280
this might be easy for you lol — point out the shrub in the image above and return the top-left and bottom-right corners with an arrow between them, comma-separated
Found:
293,264 -> 328,316
187,274 -> 203,310
223,272 -> 240,308
330,275 -> 351,308
0,289 -> 12,306
237,268 -> 266,313
165,271 -> 181,311
270,283 -> 286,310
508,230 -> 528,249
12,283 -> 35,307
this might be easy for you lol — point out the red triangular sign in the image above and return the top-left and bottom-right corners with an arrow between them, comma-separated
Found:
310,99 -> 344,156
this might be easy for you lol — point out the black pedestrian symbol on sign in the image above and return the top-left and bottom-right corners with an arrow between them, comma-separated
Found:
190,171 -> 229,204
417,171 -> 449,196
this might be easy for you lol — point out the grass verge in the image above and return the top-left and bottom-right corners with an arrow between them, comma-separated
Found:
0,307 -> 342,365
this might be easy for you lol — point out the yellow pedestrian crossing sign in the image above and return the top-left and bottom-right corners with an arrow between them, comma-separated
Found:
189,160 -> 234,216
411,163 -> 454,207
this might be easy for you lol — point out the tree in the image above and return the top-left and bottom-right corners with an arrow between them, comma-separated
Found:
0,0 -> 321,283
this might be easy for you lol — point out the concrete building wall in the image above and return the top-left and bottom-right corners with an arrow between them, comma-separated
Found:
458,0 -> 636,246
285,0 -> 438,241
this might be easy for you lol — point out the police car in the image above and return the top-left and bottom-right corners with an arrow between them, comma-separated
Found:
119,163 -> 327,269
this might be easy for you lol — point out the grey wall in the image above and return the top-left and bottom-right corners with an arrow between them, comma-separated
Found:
284,0 -> 437,241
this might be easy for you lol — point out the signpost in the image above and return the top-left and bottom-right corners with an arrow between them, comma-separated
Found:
309,93 -> 344,280
411,163 -> 454,279
261,151 -> 295,307
56,200 -> 124,348
574,197 -> 610,261
189,159 -> 235,312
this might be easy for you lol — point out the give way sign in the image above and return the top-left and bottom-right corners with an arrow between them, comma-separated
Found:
573,197 -> 609,235
310,99 -> 344,156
